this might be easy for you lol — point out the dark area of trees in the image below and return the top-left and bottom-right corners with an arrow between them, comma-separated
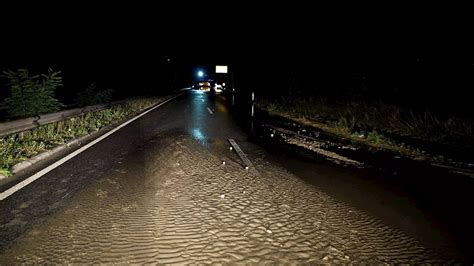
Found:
0,56 -> 180,120
1,53 -> 473,120
230,54 -> 473,117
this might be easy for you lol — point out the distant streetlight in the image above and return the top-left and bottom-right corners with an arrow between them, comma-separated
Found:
198,71 -> 204,78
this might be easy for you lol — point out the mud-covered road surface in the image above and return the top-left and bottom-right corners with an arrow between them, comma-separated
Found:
0,91 -> 467,263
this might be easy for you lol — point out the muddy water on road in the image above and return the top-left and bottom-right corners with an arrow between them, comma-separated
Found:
0,91 -> 466,263
0,133 -> 454,264
230,93 -> 471,263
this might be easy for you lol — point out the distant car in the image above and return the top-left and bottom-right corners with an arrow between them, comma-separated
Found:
199,81 -> 211,87
193,81 -> 211,92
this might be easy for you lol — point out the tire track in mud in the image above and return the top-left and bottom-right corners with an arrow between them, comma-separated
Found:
0,134 -> 458,264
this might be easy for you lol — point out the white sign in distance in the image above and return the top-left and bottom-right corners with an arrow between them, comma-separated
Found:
215,65 -> 228,73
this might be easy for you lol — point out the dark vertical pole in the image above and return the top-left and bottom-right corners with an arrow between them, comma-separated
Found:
251,92 -> 255,117
231,71 -> 235,91
231,71 -> 235,106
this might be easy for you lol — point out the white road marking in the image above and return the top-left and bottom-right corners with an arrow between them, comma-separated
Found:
0,92 -> 187,201
207,107 -> 213,115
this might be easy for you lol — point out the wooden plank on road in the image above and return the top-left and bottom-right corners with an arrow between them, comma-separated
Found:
228,139 -> 254,169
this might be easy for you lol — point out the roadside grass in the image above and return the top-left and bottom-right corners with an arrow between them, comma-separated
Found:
0,97 -> 164,176
0,167 -> 10,177
257,97 -> 474,157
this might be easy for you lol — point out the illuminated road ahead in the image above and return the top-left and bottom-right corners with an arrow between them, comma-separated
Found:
0,91 -> 464,263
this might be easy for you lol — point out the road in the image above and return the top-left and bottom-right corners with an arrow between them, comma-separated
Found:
0,90 -> 464,263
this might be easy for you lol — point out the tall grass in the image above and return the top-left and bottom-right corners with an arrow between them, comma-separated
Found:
257,97 -> 474,150
0,97 -> 163,176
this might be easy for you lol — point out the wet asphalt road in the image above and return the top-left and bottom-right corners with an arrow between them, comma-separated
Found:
0,91 -> 466,263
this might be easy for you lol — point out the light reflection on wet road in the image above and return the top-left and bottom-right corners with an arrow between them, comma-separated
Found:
0,91 -> 464,263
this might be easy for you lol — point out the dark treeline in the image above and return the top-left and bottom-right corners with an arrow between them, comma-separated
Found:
0,55 -> 180,106
231,53 -> 474,118
2,52 -> 473,118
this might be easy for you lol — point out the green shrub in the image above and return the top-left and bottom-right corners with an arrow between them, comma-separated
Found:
367,131 -> 385,144
2,68 -> 64,118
